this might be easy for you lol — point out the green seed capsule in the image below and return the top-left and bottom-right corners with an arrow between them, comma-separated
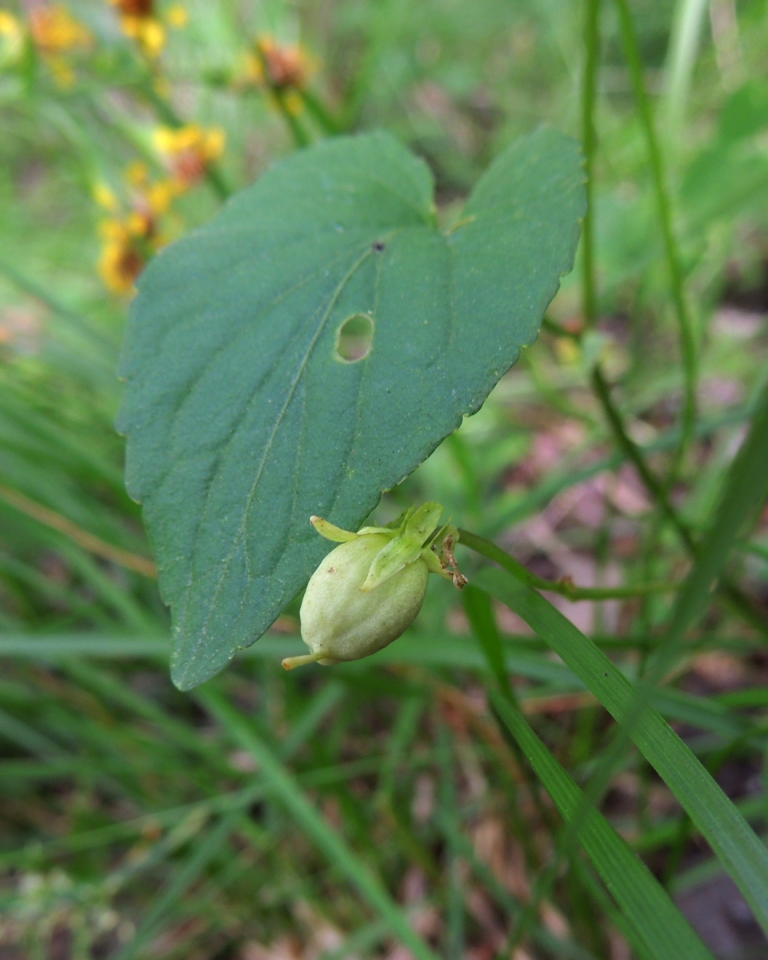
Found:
281,503 -> 466,671
295,534 -> 428,666
283,534 -> 429,667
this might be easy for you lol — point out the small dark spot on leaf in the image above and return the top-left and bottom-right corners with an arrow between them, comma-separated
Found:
327,567 -> 336,574
373,241 -> 385,252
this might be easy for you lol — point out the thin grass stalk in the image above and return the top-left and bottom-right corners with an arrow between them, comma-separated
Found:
613,0 -> 697,467
580,0 -> 601,330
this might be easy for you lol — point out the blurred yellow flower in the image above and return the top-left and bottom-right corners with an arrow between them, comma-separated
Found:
121,15 -> 165,57
99,236 -> 147,294
30,5 -> 92,55
95,160 -> 182,295
153,124 -> 225,188
110,0 -> 187,58
98,207 -> 160,294
27,5 -> 92,87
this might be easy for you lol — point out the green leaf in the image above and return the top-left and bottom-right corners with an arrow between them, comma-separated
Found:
118,129 -> 584,689
489,693 -> 716,960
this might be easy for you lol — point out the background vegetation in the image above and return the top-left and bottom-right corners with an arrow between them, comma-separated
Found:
1,0 -> 767,957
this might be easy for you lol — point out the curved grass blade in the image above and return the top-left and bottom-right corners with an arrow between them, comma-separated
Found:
473,564 -> 768,935
490,693 -> 715,960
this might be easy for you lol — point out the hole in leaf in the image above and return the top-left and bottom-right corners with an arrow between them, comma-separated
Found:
335,313 -> 374,362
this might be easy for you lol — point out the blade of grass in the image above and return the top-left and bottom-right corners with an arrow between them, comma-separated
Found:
280,679 -> 346,759
465,577 -> 711,958
197,686 -> 443,960
494,397 -> 758,531
490,693 -> 715,960
469,558 -> 768,935
580,0 -> 601,331
663,0 -> 710,136
375,695 -> 424,806
462,585 -> 515,702
3,633 -> 762,742
435,722 -> 468,959
431,809 -> 600,960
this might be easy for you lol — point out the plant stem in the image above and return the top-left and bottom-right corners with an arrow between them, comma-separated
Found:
250,44 -> 312,148
591,366 -> 768,637
458,527 -> 674,601
301,88 -> 345,134
270,89 -> 311,147
581,0 -> 601,331
613,0 -> 697,467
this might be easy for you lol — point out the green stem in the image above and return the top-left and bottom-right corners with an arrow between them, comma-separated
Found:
270,88 -> 311,147
591,366 -> 768,637
250,44 -> 312,148
613,0 -> 697,467
459,528 -> 674,601
592,366 -> 693,548
302,88 -> 346,134
581,0 -> 601,331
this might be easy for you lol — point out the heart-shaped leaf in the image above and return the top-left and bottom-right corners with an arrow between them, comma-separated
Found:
118,128 -> 585,689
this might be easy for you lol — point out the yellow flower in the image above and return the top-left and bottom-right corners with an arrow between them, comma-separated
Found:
98,209 -> 157,295
110,0 -> 187,58
121,15 -> 166,57
30,5 -> 92,55
153,124 -> 225,188
99,218 -> 129,242
99,239 -> 146,294
94,156 -> 187,294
